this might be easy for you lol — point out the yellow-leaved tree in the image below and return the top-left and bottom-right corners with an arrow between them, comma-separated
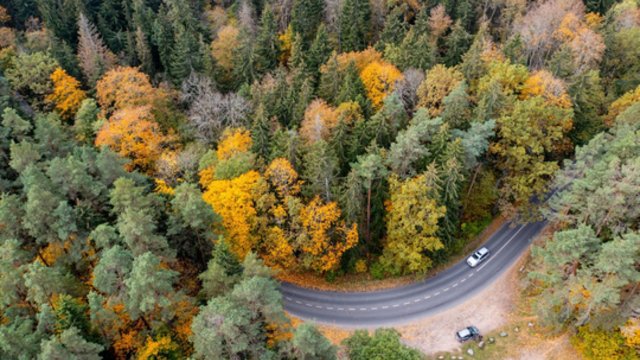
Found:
297,196 -> 358,273
46,67 -> 87,120
382,173 -> 446,275
202,170 -> 268,260
417,64 -> 464,117
360,60 -> 403,109
261,158 -> 302,269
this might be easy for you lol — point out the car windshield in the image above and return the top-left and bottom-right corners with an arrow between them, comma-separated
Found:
473,252 -> 481,259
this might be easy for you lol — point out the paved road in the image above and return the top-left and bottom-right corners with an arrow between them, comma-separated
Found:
280,220 -> 546,327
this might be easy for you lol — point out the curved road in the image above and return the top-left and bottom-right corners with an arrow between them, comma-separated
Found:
280,220 -> 546,327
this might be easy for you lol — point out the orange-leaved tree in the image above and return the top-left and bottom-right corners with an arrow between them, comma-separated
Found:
299,99 -> 339,144
521,70 -> 572,108
95,106 -> 176,173
46,67 -> 87,120
360,60 -> 403,110
96,66 -> 163,117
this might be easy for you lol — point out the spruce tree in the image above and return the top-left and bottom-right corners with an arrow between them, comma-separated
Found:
290,0 -> 324,47
339,0 -> 371,52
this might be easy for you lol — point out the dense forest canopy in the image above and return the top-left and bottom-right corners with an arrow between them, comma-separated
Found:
0,0 -> 639,358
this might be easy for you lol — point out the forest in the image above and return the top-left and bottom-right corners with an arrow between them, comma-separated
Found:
0,0 -> 638,358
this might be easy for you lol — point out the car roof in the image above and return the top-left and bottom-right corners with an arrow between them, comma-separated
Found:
458,328 -> 471,337
477,247 -> 488,255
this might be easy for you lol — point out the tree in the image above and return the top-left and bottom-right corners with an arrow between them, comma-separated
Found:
307,24 -> 331,79
93,245 -> 133,300
254,5 -> 279,74
95,106 -> 176,173
382,173 -> 446,275
95,67 -> 161,117
290,0 -> 324,47
77,13 -> 117,86
444,20 -> 471,66
73,98 -> 99,144
38,327 -> 103,360
360,61 -> 403,109
5,51 -> 58,107
297,197 -> 358,273
300,99 -> 339,144
344,328 -> 422,360
490,97 -> 572,216
417,64 -> 464,117
287,323 -> 337,360
339,0 -> 371,52
46,68 -> 86,120
125,252 -> 177,321
386,112 -> 443,178
202,170 -> 267,259
302,140 -> 339,201
427,4 -> 452,41
343,147 -> 388,251
199,239 -> 243,299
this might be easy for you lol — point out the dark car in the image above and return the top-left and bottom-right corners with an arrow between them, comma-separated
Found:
455,326 -> 481,342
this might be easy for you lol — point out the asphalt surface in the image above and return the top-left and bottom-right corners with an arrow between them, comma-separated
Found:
280,220 -> 546,327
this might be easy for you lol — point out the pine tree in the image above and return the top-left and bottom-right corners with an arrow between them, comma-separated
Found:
254,4 -> 279,75
444,20 -> 472,67
318,53 -> 342,105
307,24 -> 332,81
377,4 -> 408,50
336,61 -> 371,116
339,0 -> 371,52
290,0 -> 324,47
251,104 -> 271,160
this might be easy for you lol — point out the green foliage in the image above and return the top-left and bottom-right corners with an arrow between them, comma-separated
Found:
344,328 -> 422,360
339,0 -> 371,52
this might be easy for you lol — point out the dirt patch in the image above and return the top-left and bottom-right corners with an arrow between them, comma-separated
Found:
277,216 -> 507,292
398,248 -> 525,354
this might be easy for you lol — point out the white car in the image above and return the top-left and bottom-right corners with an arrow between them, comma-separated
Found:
467,247 -> 489,267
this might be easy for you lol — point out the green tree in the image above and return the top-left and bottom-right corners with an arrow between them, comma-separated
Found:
92,245 -> 133,299
339,0 -> 371,52
5,52 -> 58,108
124,252 -> 177,321
254,4 -> 279,75
290,0 -> 324,47
344,328 -> 422,360
287,323 -> 337,360
38,326 -> 103,360
302,140 -> 339,201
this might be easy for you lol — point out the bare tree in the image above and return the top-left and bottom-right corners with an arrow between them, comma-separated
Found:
512,0 -> 584,69
77,13 -> 117,85
180,73 -> 250,144
324,0 -> 343,34
238,0 -> 257,34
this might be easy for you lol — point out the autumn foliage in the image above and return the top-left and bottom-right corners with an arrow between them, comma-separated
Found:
360,61 -> 403,109
95,106 -> 176,173
96,66 -> 163,117
46,68 -> 87,119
